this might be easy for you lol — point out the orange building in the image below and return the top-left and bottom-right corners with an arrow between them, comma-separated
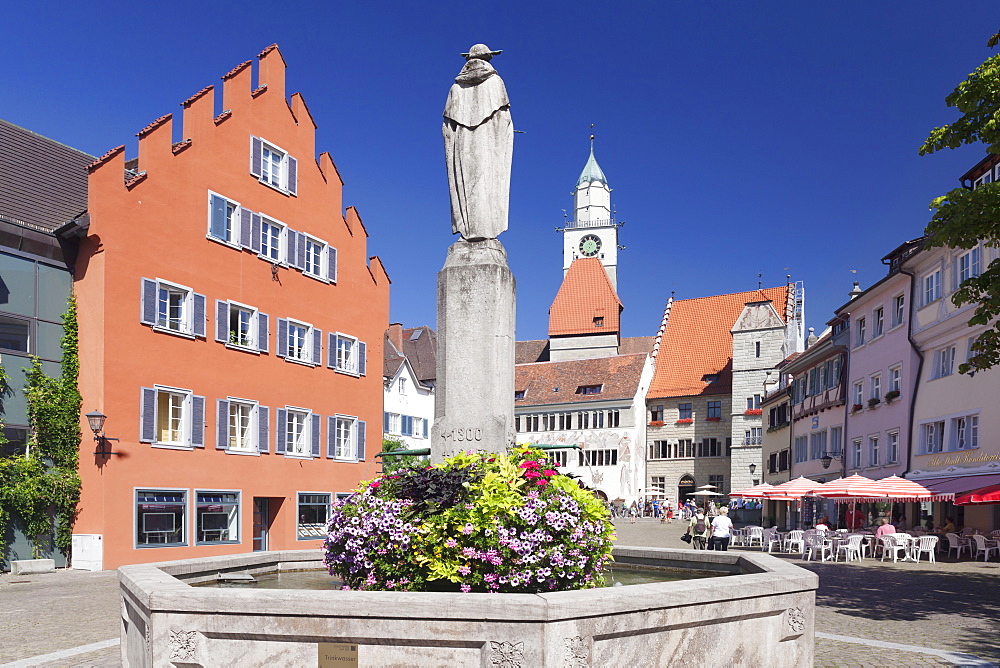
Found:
67,45 -> 390,570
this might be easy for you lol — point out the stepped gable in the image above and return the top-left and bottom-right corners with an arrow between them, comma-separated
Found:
548,257 -> 622,336
648,286 -> 790,399
515,352 -> 647,407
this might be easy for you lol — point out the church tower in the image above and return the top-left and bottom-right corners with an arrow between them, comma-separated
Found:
560,139 -> 621,289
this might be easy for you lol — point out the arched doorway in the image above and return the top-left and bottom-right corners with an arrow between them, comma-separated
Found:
678,474 -> 696,503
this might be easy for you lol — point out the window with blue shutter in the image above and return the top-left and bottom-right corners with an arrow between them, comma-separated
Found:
383,412 -> 390,432
287,156 -> 298,196
358,341 -> 367,376
216,399 -> 229,450
215,300 -> 228,343
209,193 -> 228,240
139,387 -> 156,443
257,313 -> 269,353
275,408 -> 287,454
286,230 -> 298,268
276,319 -> 288,358
250,213 -> 262,253
239,207 -> 253,250
423,419 -> 429,439
402,415 -> 413,437
326,415 -> 337,459
357,420 -> 366,461
258,405 -> 269,453
140,278 -> 157,325
295,232 -> 306,270
328,247 -> 338,283
311,413 -> 321,457
250,136 -> 263,178
312,329 -> 322,366
191,395 -> 205,447
192,293 -> 206,338
327,332 -> 337,368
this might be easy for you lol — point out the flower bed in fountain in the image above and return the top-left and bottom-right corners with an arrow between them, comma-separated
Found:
323,446 -> 615,593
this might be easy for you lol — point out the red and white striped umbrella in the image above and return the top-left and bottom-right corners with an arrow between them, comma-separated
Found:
762,476 -> 824,501
812,474 -> 885,500
871,475 -> 936,501
730,482 -> 774,499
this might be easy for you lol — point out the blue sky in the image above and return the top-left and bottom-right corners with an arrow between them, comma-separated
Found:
4,2 -> 1000,341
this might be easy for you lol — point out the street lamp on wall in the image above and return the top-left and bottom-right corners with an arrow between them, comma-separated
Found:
748,463 -> 756,475
820,451 -> 843,470
86,410 -> 118,457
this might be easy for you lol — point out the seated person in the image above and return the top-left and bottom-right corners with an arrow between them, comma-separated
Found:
814,517 -> 830,532
874,517 -> 896,540
939,517 -> 956,534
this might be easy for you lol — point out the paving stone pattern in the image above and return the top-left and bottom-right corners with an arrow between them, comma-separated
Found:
2,519 -> 998,667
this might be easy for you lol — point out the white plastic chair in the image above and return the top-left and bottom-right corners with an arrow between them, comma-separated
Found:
745,526 -> 763,548
835,535 -> 863,562
912,536 -> 938,563
784,530 -> 806,554
880,534 -> 908,563
803,534 -> 832,562
945,533 -> 969,559
762,528 -> 781,552
971,535 -> 999,562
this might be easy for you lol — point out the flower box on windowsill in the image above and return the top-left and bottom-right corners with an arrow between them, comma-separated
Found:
744,409 -> 762,416
648,421 -> 665,427
675,418 -> 693,424
851,403 -> 864,414
884,390 -> 900,404
705,417 -> 721,422
868,398 -> 881,409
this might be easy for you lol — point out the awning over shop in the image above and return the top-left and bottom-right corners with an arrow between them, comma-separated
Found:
907,473 -> 1000,500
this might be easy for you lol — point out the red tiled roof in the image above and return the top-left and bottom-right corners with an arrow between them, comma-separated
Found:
516,353 -> 648,407
86,145 -> 125,172
135,114 -> 171,138
171,140 -> 192,154
222,60 -> 251,81
619,336 -> 655,355
647,286 -> 790,400
548,258 -> 622,337
258,43 -> 280,59
214,110 -> 232,125
181,85 -> 213,108
252,84 -> 268,98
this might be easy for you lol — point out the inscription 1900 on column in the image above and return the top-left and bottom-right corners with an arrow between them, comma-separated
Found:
439,427 -> 484,443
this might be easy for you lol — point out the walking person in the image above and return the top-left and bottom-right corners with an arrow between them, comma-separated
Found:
709,507 -> 734,551
687,509 -> 710,549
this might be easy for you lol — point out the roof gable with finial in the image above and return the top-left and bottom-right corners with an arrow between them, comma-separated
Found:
576,139 -> 608,187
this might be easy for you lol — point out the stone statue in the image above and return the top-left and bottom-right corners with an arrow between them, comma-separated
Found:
443,44 -> 513,241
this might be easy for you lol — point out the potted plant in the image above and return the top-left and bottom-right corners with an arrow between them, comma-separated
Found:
744,409 -> 762,416
884,390 -> 900,404
868,397 -> 881,409
675,418 -> 693,424
705,416 -> 721,422
851,403 -> 864,414
648,420 -> 665,427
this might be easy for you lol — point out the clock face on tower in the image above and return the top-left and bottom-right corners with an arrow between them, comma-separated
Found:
579,234 -> 602,257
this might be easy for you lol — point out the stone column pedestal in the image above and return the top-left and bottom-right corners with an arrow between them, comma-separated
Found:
431,239 -> 515,463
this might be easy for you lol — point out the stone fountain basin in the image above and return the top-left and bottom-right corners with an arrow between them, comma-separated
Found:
119,546 -> 816,667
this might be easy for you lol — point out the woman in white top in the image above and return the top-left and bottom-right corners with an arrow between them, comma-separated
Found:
709,507 -> 734,551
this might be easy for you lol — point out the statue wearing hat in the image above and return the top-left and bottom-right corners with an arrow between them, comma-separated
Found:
443,44 -> 513,241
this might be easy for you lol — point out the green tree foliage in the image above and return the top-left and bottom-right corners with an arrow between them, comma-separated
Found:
921,42 -> 1000,373
380,437 -> 412,475
0,295 -> 81,561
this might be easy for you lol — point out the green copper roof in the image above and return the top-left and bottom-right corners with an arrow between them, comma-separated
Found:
576,145 -> 608,187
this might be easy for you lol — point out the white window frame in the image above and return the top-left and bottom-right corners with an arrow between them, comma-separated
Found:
934,346 -> 956,379
335,333 -> 360,376
869,435 -> 879,467
286,319 -> 313,364
923,270 -> 941,306
870,374 -> 881,402
206,191 -> 241,247
953,414 -> 980,451
259,215 -> 286,264
922,420 -> 945,454
154,385 -> 192,448
872,307 -> 884,338
891,294 -> 905,328
856,317 -> 866,346
303,235 -> 328,281
334,415 -> 357,460
852,439 -> 862,469
155,279 -> 195,336
227,398 -> 258,453
285,407 -> 312,457
889,365 -> 902,393
958,247 -> 982,284
227,301 -> 258,350
387,412 -> 401,435
887,431 -> 899,463
258,139 -> 292,192
853,381 -> 863,407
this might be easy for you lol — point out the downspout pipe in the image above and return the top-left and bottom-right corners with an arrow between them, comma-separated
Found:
898,266 -> 924,480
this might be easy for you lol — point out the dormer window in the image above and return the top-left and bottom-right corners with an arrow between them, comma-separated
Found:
593,316 -> 604,327
576,385 -> 603,395
514,390 -> 525,400
702,374 -> 718,383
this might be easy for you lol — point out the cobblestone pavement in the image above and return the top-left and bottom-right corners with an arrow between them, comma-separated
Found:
2,520 -> 998,667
